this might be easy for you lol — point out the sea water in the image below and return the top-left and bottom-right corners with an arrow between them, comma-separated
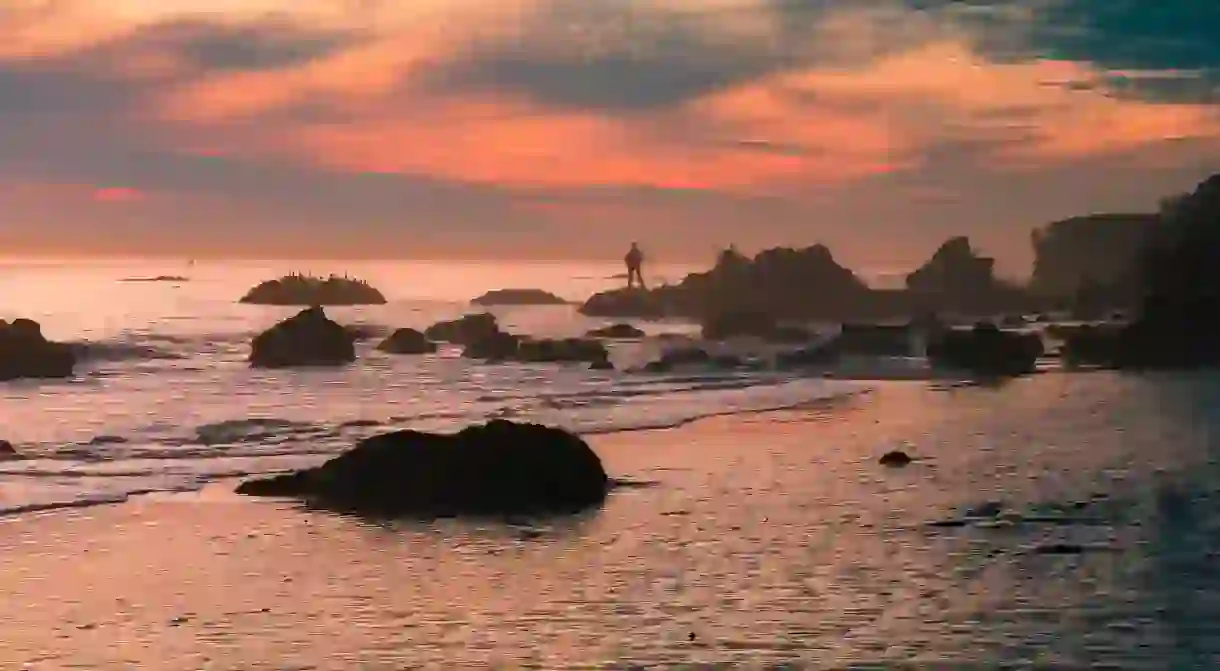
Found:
0,258 -> 871,515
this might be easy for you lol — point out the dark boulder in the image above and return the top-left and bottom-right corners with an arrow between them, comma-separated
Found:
0,318 -> 76,381
517,338 -> 610,366
879,450 -> 912,467
462,331 -> 522,361
471,288 -> 568,306
1059,324 -> 1125,368
235,420 -> 610,516
578,287 -> 669,319
776,342 -> 840,369
0,440 -> 19,461
926,323 -> 1043,377
424,313 -> 501,345
249,307 -> 356,368
586,323 -> 645,339
642,347 -> 745,372
240,273 -> 386,306
376,328 -> 438,355
701,309 -> 810,342
833,323 -> 917,356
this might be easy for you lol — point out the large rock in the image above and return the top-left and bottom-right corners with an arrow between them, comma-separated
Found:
424,313 -> 501,345
376,328 -> 438,355
0,440 -> 19,461
471,289 -> 568,306
926,323 -> 1044,377
249,307 -> 356,368
517,338 -> 609,366
240,273 -> 387,306
1029,213 -> 1154,302
235,420 -> 610,516
0,318 -> 76,381
585,323 -> 645,339
701,309 -> 810,342
579,288 -> 669,319
462,331 -> 522,361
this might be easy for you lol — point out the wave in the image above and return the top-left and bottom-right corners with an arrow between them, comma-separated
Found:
0,373 -> 868,517
70,340 -> 184,362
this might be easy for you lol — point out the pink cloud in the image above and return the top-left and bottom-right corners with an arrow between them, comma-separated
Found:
92,187 -> 146,203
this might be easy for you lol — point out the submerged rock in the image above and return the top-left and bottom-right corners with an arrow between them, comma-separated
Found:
0,318 -> 77,381
249,307 -> 356,368
424,313 -> 501,345
239,273 -> 387,306
471,288 -> 568,306
579,287 -> 668,319
463,331 -> 522,361
376,328 -> 437,355
463,333 -> 610,367
701,309 -> 810,342
235,420 -> 610,516
585,323 -> 645,339
926,323 -> 1043,377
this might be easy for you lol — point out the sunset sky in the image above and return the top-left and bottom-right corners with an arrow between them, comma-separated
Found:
1,0 -> 1217,274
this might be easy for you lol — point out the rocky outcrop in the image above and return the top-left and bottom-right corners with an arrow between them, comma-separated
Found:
235,420 -> 610,516
0,440 -> 19,461
470,289 -> 568,306
249,307 -> 356,368
581,245 -> 877,322
424,313 -> 501,345
905,237 -> 1028,315
1029,213 -> 1155,300
463,332 -> 610,367
376,328 -> 437,355
0,318 -> 76,381
240,273 -> 387,306
585,323 -> 645,339
700,309 -> 810,342
925,323 -> 1043,377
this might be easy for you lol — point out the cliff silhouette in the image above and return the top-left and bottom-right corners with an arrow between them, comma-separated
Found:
580,171 -> 1220,335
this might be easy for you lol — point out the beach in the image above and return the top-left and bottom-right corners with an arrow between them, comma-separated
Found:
4,373 -> 1220,669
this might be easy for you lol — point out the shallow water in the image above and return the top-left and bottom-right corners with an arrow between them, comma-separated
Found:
2,258 -> 883,514
2,373 -> 1219,668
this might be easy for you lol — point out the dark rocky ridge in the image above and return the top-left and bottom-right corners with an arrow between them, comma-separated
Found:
249,307 -> 356,368
0,318 -> 76,381
240,273 -> 387,306
471,289 -> 568,306
235,420 -> 610,517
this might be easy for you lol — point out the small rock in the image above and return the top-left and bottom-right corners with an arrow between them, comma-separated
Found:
879,450 -> 912,467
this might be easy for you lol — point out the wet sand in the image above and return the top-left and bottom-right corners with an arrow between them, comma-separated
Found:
3,375 -> 1219,669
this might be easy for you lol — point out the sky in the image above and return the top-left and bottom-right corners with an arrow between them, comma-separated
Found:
1,0 -> 1218,275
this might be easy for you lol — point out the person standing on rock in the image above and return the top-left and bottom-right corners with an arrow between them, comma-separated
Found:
625,242 -> 646,290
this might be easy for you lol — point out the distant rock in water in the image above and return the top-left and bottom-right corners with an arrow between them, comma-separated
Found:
239,273 -> 387,306
0,318 -> 76,381
579,287 -> 668,319
463,331 -> 611,368
424,313 -> 501,345
471,288 -> 568,306
235,420 -> 610,517
0,439 -> 19,461
585,323 -> 645,339
249,307 -> 356,368
343,323 -> 388,342
879,450 -> 912,467
120,275 -> 189,283
701,309 -> 810,342
926,323 -> 1043,377
376,328 -> 437,355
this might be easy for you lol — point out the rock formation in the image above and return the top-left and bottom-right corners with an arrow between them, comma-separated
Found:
1029,213 -> 1155,302
249,307 -> 357,368
925,323 -> 1043,377
585,323 -> 645,339
376,328 -> 438,355
423,313 -> 501,345
235,420 -> 610,516
240,273 -> 387,306
470,289 -> 568,306
0,318 -> 77,381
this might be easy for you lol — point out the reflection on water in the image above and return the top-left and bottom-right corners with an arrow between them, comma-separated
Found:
1,373 -> 1220,667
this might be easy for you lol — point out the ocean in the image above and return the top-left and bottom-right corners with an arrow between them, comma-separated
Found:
5,259 -> 1220,667
0,258 -> 870,516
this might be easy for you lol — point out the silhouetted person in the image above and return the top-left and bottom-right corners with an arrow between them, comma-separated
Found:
625,242 -> 646,289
